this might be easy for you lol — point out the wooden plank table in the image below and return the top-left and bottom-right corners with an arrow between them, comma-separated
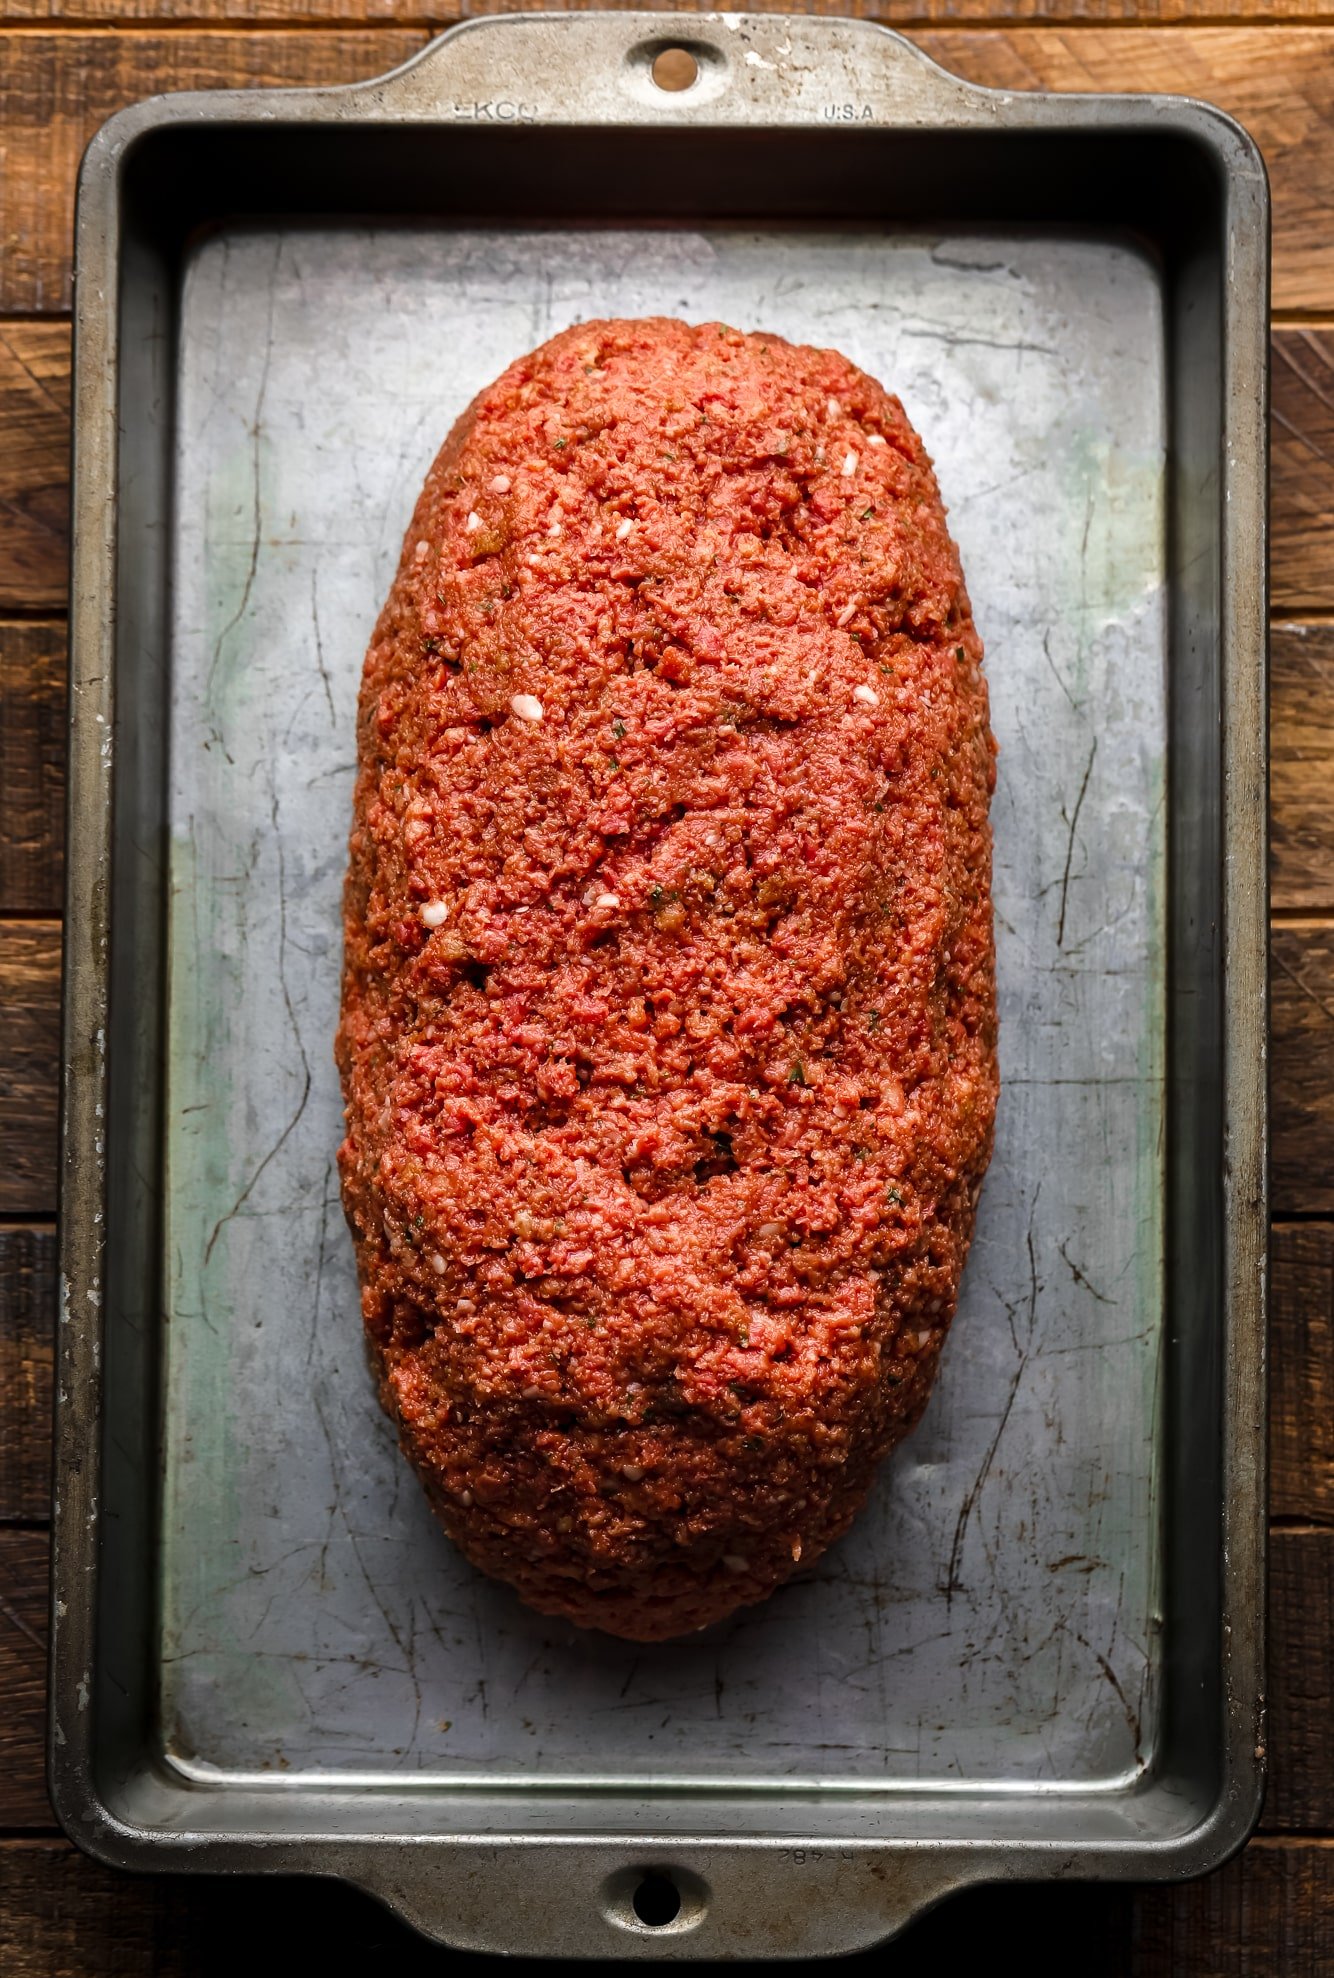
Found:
2,4 -> 1332,1968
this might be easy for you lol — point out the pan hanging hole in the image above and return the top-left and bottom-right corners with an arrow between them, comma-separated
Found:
651,46 -> 698,92
603,1863 -> 707,1936
632,1872 -> 682,1927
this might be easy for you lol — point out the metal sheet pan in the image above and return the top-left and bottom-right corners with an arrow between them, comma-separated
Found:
53,13 -> 1269,1960
164,220 -> 1166,1793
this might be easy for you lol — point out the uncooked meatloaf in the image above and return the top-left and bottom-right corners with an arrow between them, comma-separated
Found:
337,316 -> 997,1642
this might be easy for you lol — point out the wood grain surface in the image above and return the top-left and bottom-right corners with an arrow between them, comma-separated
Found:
0,925 -> 60,1218
1272,329 -> 1334,612
1272,623 -> 1334,914
0,30 -> 427,310
0,1532 -> 52,1831
0,325 -> 69,611
1272,1222 -> 1334,1523
1131,1842 -> 1334,1977
0,622 -> 64,914
0,1228 -> 54,1525
1268,1529 -> 1334,1831
1272,925 -> 1334,1215
0,7 -> 1331,1971
915,27 -> 1334,311
0,1845 -> 192,1978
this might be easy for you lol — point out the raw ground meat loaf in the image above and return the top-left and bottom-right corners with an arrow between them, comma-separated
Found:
336,316 -> 997,1642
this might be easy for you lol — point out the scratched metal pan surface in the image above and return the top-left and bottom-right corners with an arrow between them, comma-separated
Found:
167,222 -> 1164,1784
52,12 -> 1269,1961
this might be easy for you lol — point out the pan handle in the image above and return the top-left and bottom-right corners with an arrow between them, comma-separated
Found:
352,1844 -> 978,1960
352,11 -> 990,129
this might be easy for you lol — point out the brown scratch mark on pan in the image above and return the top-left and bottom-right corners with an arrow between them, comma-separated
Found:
1056,1237 -> 1114,1306
945,1224 -> 1038,1605
204,786 -> 311,1265
204,235 -> 281,748
1055,736 -> 1097,948
309,564 -> 337,729
1041,627 -> 1078,714
1075,1628 -> 1142,1767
